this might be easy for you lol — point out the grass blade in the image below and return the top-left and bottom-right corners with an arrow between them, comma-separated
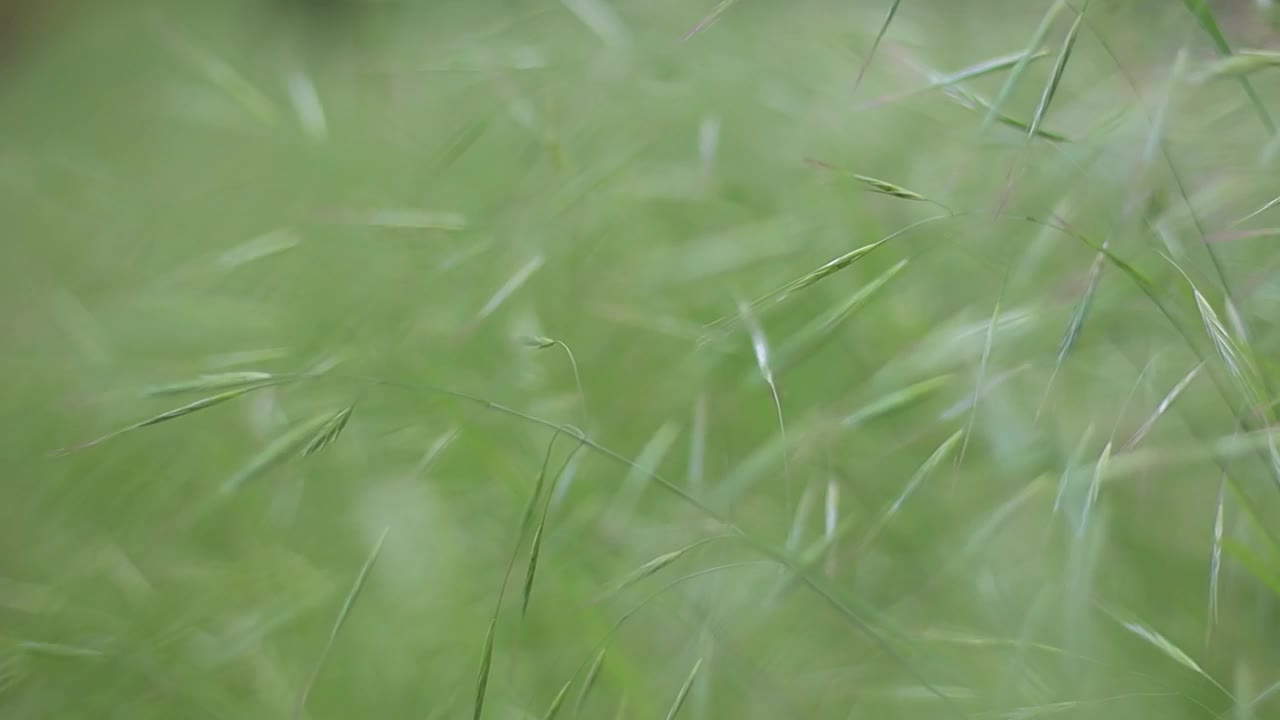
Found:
542,679 -> 573,720
663,658 -> 704,720
301,406 -> 354,456
1106,608 -> 1229,695
807,159 -> 932,202
1123,363 -> 1203,450
1207,477 -> 1225,646
56,384 -> 274,455
292,527 -> 389,720
574,648 -> 607,715
1027,0 -> 1089,141
520,443 -> 584,615
473,618 -> 497,720
862,48 -> 1051,109
1200,50 -> 1280,80
682,0 -> 740,41
852,0 -> 903,94
981,0 -> 1068,130
1180,0 -> 1277,135
704,214 -> 948,333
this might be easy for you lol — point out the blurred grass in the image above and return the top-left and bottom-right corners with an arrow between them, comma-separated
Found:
5,0 -> 1280,718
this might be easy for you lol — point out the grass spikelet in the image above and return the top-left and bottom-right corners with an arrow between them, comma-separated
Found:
221,411 -> 335,495
55,384 -> 274,455
1180,0 -> 1277,134
806,159 -> 933,203
852,0 -> 902,94
1026,0 -> 1089,142
541,679 -> 573,720
292,527 -> 389,720
143,371 -> 279,396
574,648 -> 607,715
981,0 -> 1068,130
595,536 -> 725,602
1232,194 -> 1280,227
663,657 -> 703,720
705,215 -> 947,333
301,406 -> 354,456
519,335 -> 589,429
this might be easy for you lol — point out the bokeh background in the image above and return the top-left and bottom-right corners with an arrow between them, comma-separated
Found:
5,1 -> 1280,718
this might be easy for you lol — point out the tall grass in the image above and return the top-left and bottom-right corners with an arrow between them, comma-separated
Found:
5,1 -> 1280,718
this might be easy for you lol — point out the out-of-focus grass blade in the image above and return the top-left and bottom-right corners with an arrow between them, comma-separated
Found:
1124,364 -> 1203,450
143,371 -> 280,396
1180,0 -> 1277,135
1026,0 -> 1089,141
946,86 -> 1071,142
1222,538 -> 1280,600
852,0 -> 903,94
1200,50 -> 1280,80
1106,608 -> 1229,695
982,0 -> 1068,130
473,618 -> 497,720
55,384 -> 274,455
292,527 -> 389,720
861,48 -> 1051,109
682,0 -> 740,41
222,412 -> 335,495
663,657 -> 703,720
574,648 -> 607,715
843,375 -> 953,427
703,215 -> 947,334
541,679 -> 573,720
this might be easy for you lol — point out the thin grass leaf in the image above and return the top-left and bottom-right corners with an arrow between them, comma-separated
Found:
1225,480 -> 1280,562
982,0 -> 1068,130
771,259 -> 910,373
435,114 -> 492,171
703,215 -> 947,333
56,384 -> 273,455
218,230 -> 301,268
1108,609 -> 1228,694
522,435 -> 586,615
664,658 -> 704,720
1222,538 -> 1280,600
794,431 -> 962,577
473,618 -> 496,720
1079,441 -> 1111,536
596,537 -> 724,602
1039,236 -> 1107,418
1231,194 -> 1280,227
945,86 -> 1071,142
222,412 -> 335,495
542,679 -> 573,720
958,274 -> 1007,468
1181,0 -> 1277,134
862,48 -> 1051,109
1199,50 -> 1280,80
292,527 -> 389,720
1027,0 -> 1089,141
301,406 -> 354,456
682,0 -> 739,41
842,375 -> 953,427
852,0 -> 902,94
574,648 -> 607,715
785,481 -> 817,551
1124,363 -> 1203,450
